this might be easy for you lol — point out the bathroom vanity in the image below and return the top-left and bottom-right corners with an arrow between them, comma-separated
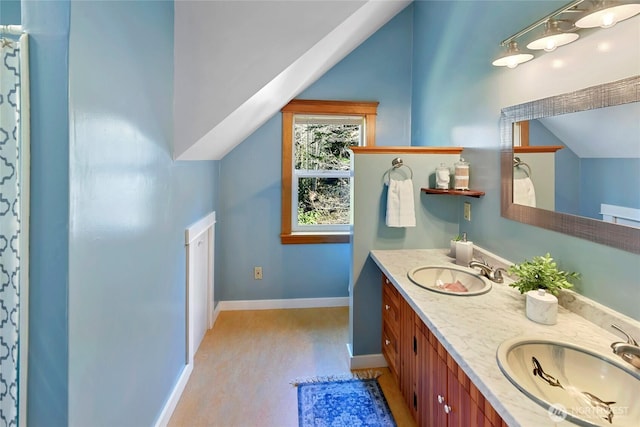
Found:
382,272 -> 506,426
373,248 -> 640,427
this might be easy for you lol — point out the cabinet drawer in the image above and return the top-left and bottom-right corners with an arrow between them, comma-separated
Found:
382,324 -> 399,379
382,276 -> 400,331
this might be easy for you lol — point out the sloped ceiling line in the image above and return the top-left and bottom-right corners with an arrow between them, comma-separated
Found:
174,0 -> 411,161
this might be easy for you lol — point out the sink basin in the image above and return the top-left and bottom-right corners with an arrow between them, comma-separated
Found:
497,337 -> 640,426
407,265 -> 491,296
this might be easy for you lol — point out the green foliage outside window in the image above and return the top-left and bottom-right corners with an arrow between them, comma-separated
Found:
295,122 -> 360,226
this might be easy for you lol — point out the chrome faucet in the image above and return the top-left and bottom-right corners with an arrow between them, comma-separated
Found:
468,259 -> 506,283
610,324 -> 640,369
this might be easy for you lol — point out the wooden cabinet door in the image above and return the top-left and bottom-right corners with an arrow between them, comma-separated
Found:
419,325 -> 448,427
432,339 -> 450,427
416,321 -> 433,427
399,296 -> 417,419
423,334 -> 440,427
446,353 -> 472,427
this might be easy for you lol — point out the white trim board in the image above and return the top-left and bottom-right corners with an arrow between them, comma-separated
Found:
346,343 -> 387,370
216,297 -> 349,311
185,211 -> 216,365
153,364 -> 193,427
185,211 -> 216,244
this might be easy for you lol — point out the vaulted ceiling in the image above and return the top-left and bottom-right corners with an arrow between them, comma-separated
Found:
539,102 -> 640,158
173,0 -> 411,160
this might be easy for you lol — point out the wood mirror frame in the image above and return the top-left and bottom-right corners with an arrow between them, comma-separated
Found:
500,75 -> 640,254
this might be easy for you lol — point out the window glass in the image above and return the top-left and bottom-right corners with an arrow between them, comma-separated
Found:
292,115 -> 363,231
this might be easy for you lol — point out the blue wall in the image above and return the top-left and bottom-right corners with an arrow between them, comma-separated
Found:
67,1 -> 218,425
0,0 -> 20,24
411,0 -> 639,320
351,152 -> 460,355
22,1 -> 70,424
581,158 -> 640,218
216,5 -> 413,304
529,120 -> 639,220
528,120 -> 581,215
24,0 -> 219,425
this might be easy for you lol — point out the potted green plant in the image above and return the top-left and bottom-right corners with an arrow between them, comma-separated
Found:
507,253 -> 579,296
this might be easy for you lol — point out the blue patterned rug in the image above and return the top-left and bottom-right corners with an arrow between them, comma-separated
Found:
296,378 -> 397,427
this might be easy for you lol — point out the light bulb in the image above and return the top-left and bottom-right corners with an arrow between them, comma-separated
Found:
575,4 -> 640,28
492,41 -> 534,68
526,20 -> 579,52
601,11 -> 617,27
544,40 -> 558,52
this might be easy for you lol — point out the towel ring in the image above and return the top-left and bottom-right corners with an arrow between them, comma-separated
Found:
513,157 -> 532,178
383,157 -> 413,184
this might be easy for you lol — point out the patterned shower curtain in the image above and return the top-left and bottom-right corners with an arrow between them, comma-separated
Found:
0,33 -> 24,427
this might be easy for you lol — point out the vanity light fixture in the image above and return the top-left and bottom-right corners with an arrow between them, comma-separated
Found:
492,41 -> 534,68
575,0 -> 640,28
492,0 -> 640,68
492,0 -> 584,68
526,20 -> 580,52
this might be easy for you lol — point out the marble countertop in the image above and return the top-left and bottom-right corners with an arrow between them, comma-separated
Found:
370,248 -> 635,427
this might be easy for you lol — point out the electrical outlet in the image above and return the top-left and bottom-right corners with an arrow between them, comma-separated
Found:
464,202 -> 471,221
254,266 -> 263,280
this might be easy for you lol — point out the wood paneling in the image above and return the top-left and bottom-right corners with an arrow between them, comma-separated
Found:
382,275 -> 400,381
383,274 -> 506,427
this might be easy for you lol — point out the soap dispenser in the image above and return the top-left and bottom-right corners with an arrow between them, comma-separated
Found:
455,233 -> 473,266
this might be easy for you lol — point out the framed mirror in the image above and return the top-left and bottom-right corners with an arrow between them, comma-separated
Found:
500,75 -> 640,254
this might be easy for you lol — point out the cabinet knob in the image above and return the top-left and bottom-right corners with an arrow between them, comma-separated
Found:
385,339 -> 391,346
444,405 -> 452,414
437,395 -> 444,404
385,304 -> 390,310
385,278 -> 389,284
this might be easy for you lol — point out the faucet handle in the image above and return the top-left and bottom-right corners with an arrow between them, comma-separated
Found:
494,267 -> 507,283
611,324 -> 639,346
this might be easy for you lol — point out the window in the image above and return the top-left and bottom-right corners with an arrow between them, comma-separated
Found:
280,100 -> 378,244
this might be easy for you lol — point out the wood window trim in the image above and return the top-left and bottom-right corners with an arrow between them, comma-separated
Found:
281,99 -> 379,244
518,120 -> 529,147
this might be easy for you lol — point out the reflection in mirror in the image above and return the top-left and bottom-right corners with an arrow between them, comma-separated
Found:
511,102 -> 640,227
501,76 -> 640,254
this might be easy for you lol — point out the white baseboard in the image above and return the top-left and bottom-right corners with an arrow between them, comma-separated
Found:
211,302 -> 222,326
346,343 -> 388,370
217,297 -> 349,311
154,363 -> 193,427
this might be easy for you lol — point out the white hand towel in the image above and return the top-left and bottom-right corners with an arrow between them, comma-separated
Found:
513,177 -> 536,207
386,178 -> 416,227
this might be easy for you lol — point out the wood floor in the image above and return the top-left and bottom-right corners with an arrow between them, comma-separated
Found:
168,307 -> 415,427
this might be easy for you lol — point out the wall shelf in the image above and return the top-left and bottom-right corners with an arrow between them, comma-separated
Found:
514,145 -> 563,153
421,188 -> 485,198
